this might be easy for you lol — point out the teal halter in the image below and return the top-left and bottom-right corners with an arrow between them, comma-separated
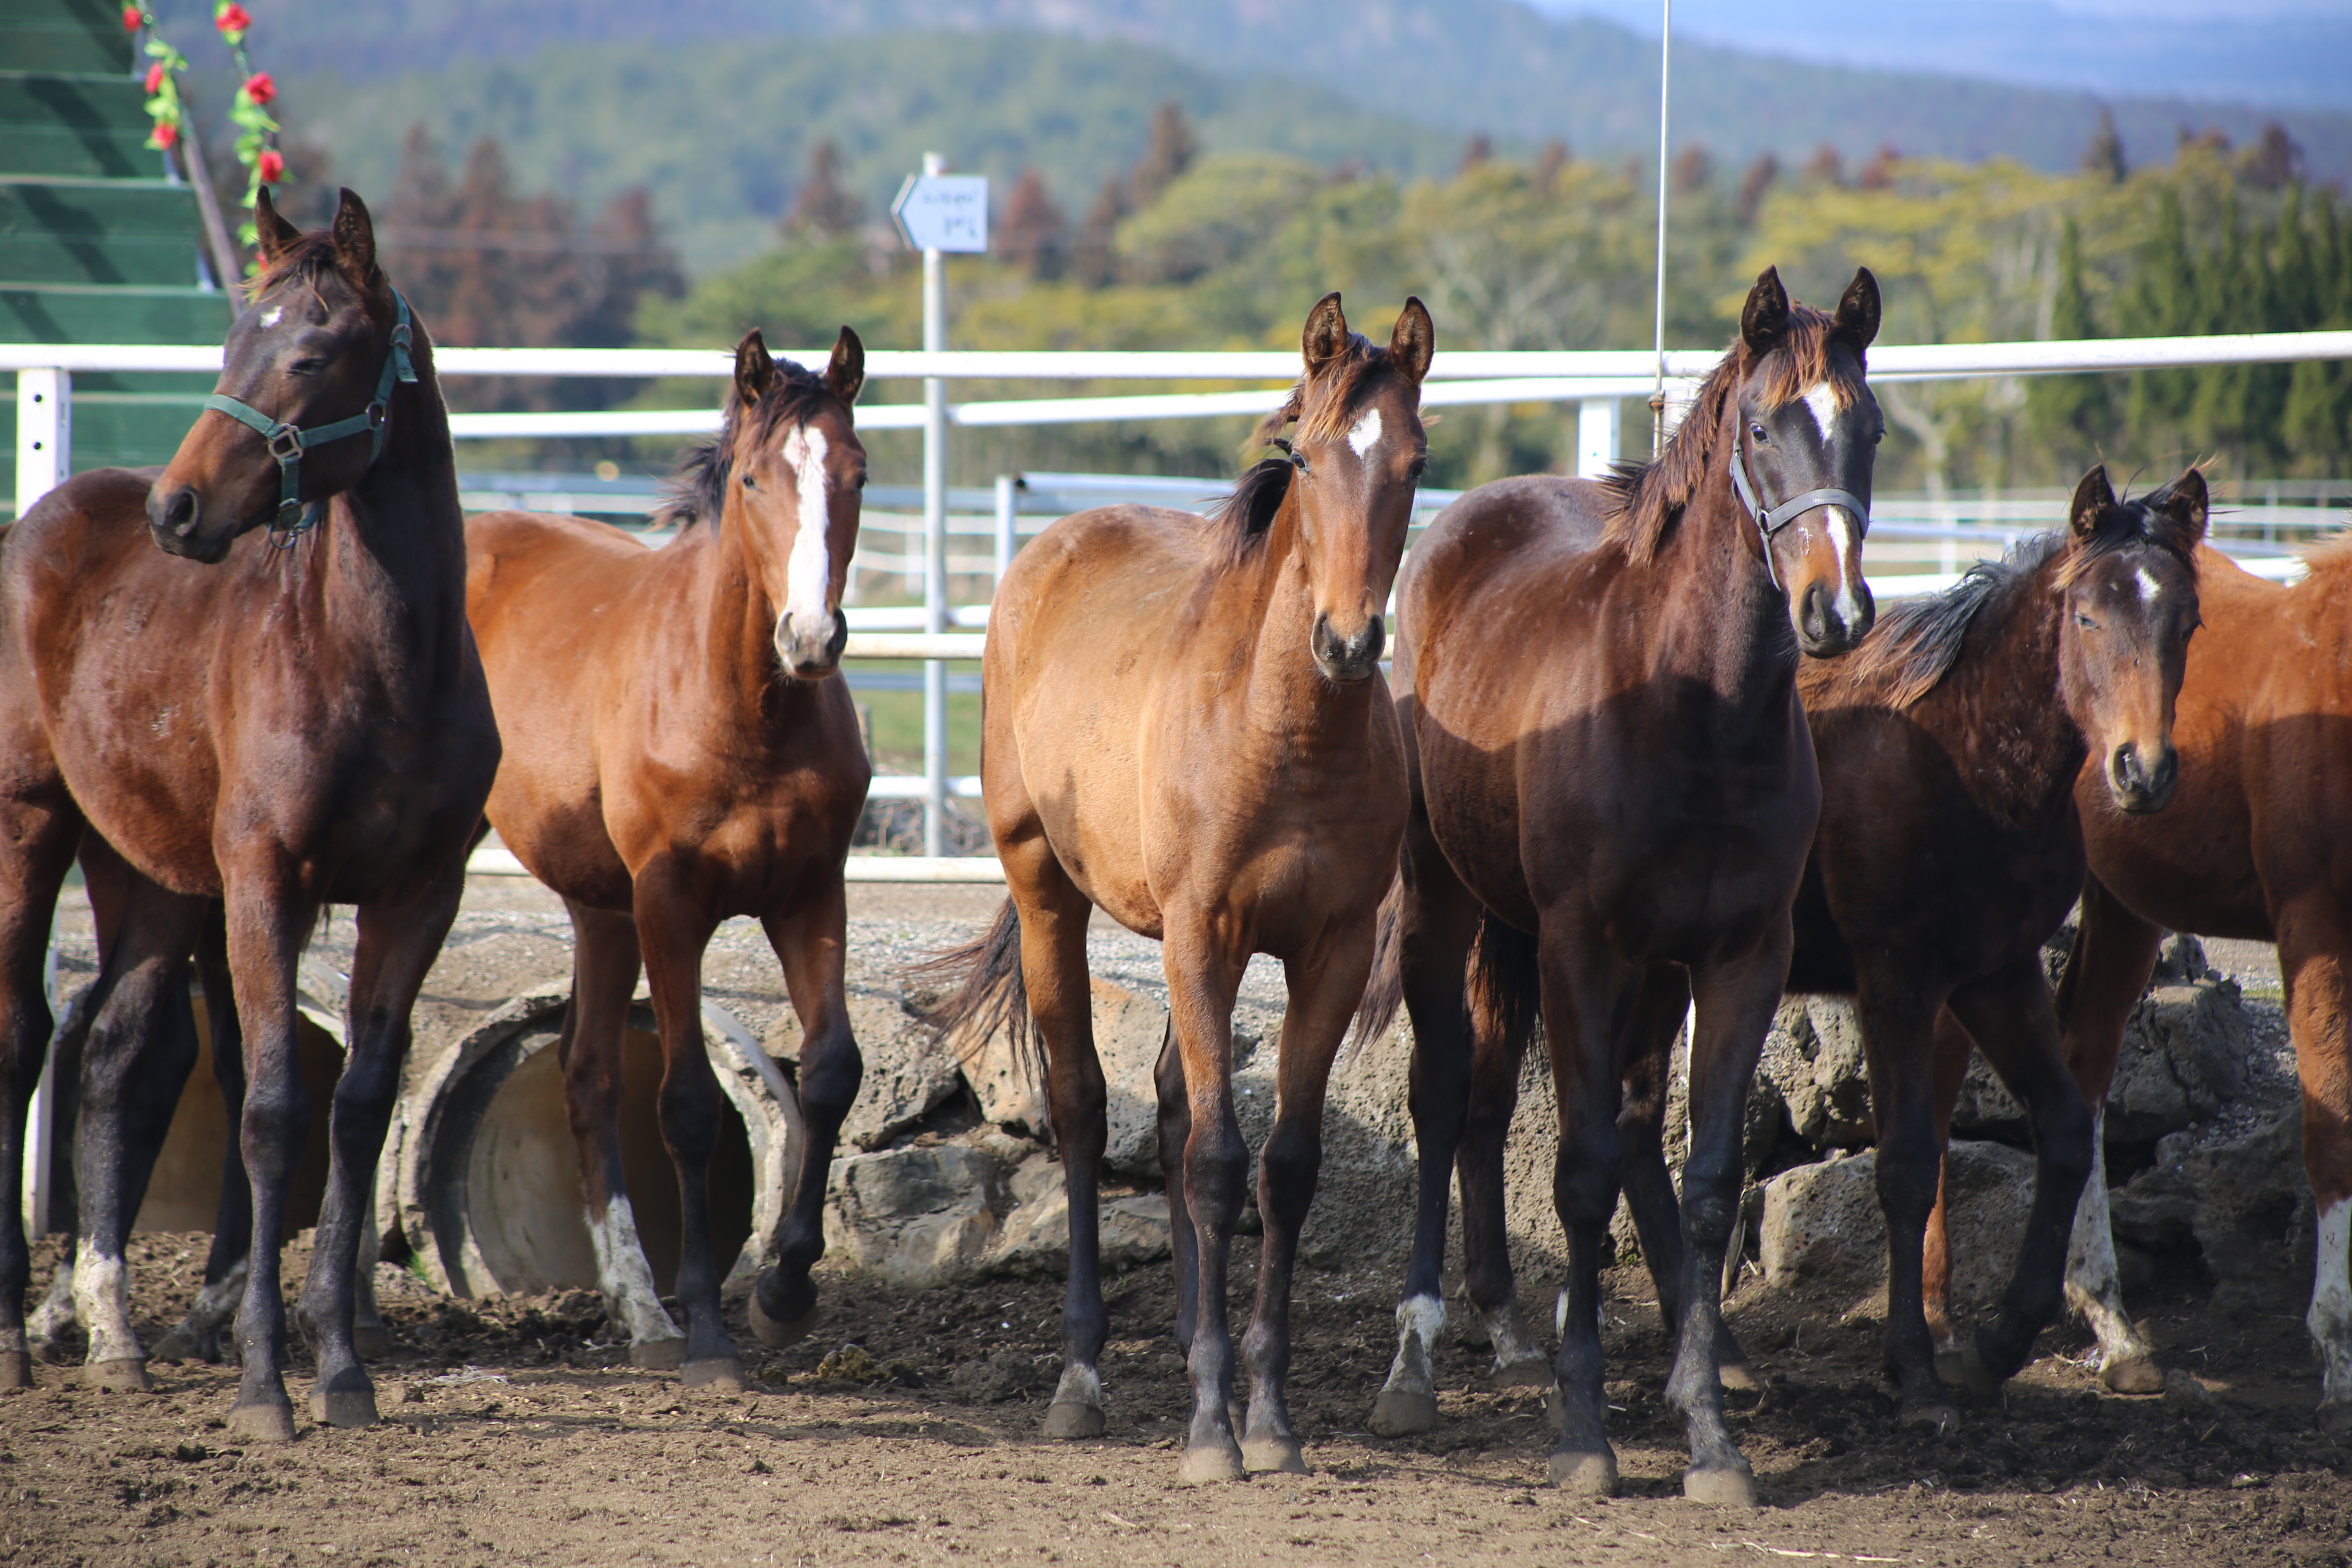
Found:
202,290 -> 417,546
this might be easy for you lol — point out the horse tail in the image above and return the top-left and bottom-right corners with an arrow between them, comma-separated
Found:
1466,909 -> 1542,1054
1349,872 -> 1407,1058
911,896 -> 1032,1079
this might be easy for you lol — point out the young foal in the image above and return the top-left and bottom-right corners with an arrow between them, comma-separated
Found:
465,330 -> 869,1385
1776,467 -> 2202,1430
1928,493 -> 2352,1432
928,294 -> 1432,1483
0,189 -> 498,1438
1360,269 -> 1879,1501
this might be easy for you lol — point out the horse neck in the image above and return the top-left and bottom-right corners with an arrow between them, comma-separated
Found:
1922,557 -> 2082,824
1644,437 -> 1800,722
1228,494 -> 1384,746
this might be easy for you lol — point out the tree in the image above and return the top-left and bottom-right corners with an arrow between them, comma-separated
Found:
2025,218 -> 2110,466
999,167 -> 1068,281
784,140 -> 863,240
1128,101 -> 1196,210
1073,173 -> 1128,287
2240,124 -> 2302,192
2082,107 -> 2127,184
1458,134 -> 1494,176
1531,139 -> 1568,196
1670,144 -> 1712,196
1735,153 -> 1778,225
1803,144 -> 1844,186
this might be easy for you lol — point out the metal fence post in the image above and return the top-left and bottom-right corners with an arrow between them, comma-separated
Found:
14,367 -> 70,520
993,474 -> 1018,586
23,945 -> 56,1236
920,152 -> 950,859
1575,397 -> 1619,479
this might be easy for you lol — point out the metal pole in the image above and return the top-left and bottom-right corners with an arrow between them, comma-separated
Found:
1650,0 -> 1673,457
22,945 -> 56,1236
14,367 -> 69,521
921,152 -> 950,859
993,474 -> 1018,586
1576,397 -> 1620,479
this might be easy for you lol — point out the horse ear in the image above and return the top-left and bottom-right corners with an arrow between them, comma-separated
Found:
826,325 -> 865,407
1388,297 -> 1434,387
1302,292 -> 1350,376
2155,466 -> 2210,546
2068,464 -> 2116,539
1741,266 -> 1791,356
331,188 -> 377,282
253,185 -> 301,264
1834,267 -> 1880,352
734,329 -> 775,407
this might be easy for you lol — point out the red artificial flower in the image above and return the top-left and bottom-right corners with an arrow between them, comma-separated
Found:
143,62 -> 165,95
256,148 -> 284,184
214,3 -> 251,34
242,71 -> 275,106
152,122 -> 178,151
122,5 -> 141,32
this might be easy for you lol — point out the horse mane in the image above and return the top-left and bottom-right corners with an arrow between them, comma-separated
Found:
1205,457 -> 1295,568
1822,474 -> 2206,711
1597,303 -> 1865,566
655,356 -> 847,531
1209,326 -> 1412,569
244,231 -> 347,296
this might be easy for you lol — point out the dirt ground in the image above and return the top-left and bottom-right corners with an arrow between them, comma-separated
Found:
4,1224 -> 2349,1568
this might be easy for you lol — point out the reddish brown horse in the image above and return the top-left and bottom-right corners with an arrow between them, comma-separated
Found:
1928,522 -> 2352,1431
1358,268 -> 1879,1501
464,328 -> 869,1385
927,294 -> 1432,1483
0,188 -> 498,1439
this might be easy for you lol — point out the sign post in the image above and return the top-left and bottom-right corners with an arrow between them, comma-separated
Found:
891,159 -> 987,856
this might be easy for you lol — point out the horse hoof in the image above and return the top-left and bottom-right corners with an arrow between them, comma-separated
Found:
2314,1398 -> 2352,1437
150,1331 -> 192,1365
1492,1355 -> 1552,1391
1933,1345 -> 1966,1386
748,1291 -> 815,1350
1900,1395 -> 1960,1437
0,1352 -> 30,1390
1682,1465 -> 1758,1507
1719,1356 -> 1760,1393
1177,1442 -> 1246,1486
1955,1343 -> 2007,1400
2100,1356 -> 2164,1396
85,1358 -> 151,1393
227,1401 -> 297,1443
1548,1451 -> 1618,1495
682,1358 -> 745,1393
309,1385 -> 379,1428
353,1325 -> 391,1362
630,1337 -> 688,1371
1369,1390 -> 1439,1437
1042,1401 -> 1105,1440
1243,1437 -> 1307,1474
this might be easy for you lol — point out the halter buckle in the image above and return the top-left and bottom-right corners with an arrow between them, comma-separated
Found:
266,424 -> 305,463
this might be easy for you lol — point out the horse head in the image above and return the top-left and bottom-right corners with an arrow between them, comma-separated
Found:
723,325 -> 867,679
1728,265 -> 1882,657
1277,292 -> 1433,684
2058,464 -> 2205,814
151,187 -> 410,563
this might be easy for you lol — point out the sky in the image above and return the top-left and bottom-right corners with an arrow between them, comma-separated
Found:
1532,0 -> 2352,111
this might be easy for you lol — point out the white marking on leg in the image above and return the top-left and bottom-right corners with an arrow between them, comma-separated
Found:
1802,381 -> 1840,438
1382,1292 -> 1445,1397
1051,1359 -> 1103,1412
70,1243 -> 141,1366
776,425 -> 835,657
2308,1197 -> 2352,1413
1478,1297 -> 1547,1375
2066,1111 -> 2152,1366
27,1256 -> 75,1352
586,1196 -> 682,1349
2134,566 -> 2160,604
1348,406 -> 1383,459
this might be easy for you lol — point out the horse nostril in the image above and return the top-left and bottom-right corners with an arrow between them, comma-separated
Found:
162,488 -> 198,536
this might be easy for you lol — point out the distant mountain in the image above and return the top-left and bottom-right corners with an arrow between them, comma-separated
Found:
162,0 -> 2352,185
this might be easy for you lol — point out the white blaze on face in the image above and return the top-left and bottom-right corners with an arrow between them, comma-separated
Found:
258,306 -> 283,329
2135,566 -> 2162,604
1802,381 -> 1840,440
2310,1197 -> 2352,1410
1824,507 -> 1866,622
779,425 -> 835,641
1348,406 -> 1384,460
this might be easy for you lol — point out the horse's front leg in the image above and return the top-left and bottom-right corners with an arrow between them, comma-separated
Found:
0,780 -> 78,1391
1162,922 -> 1248,1485
632,864 -> 737,1388
1849,968 -> 1958,1434
2276,895 -> 2352,1434
752,876 -> 860,1347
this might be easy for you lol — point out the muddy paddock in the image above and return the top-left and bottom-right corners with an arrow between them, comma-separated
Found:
6,880 -> 2350,1567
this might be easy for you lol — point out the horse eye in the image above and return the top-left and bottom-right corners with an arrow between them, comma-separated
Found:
742,474 -> 757,489
287,358 -> 327,377
1408,457 -> 1428,481
853,473 -> 868,491
1872,427 -> 1886,444
2074,612 -> 2096,629
1290,451 -> 1309,472
1749,422 -> 1768,442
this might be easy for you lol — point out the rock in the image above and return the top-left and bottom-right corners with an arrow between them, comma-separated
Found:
952,978 -> 1185,1166
1760,1140 -> 2037,1312
982,1152 -> 1172,1277
952,1349 -> 1051,1402
2106,983 -> 2252,1143
1755,998 -> 1875,1150
2108,1101 -> 2312,1306
771,991 -> 963,1154
2163,1367 -> 2217,1413
823,1145 -> 1005,1287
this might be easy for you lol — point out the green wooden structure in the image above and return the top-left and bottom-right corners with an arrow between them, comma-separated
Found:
2,0 -> 231,519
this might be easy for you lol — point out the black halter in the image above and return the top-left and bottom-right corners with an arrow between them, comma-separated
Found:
203,291 -> 417,547
1728,424 -> 1870,593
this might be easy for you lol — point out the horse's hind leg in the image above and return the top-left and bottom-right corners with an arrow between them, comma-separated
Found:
557,901 -> 676,1365
1921,1005 -> 1973,1359
2275,898 -> 2352,1434
27,984 -> 93,1365
754,875 -> 861,1345
157,908 -> 250,1366
1456,916 -> 1552,1391
1944,958 -> 2096,1391
0,784 -> 79,1390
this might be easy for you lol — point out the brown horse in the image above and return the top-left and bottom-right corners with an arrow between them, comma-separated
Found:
925,294 -> 1432,1484
463,328 -> 869,1385
1357,268 -> 1880,1501
0,188 -> 498,1440
1927,521 -> 2352,1431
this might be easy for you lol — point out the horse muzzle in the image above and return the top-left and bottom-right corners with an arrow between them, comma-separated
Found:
1311,611 -> 1385,684
145,484 -> 234,564
775,609 -> 849,679
1795,577 -> 1873,659
2106,740 -> 2178,815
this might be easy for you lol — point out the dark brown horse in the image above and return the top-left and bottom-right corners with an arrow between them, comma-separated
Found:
926,294 -> 1432,1484
463,329 -> 869,1385
0,188 -> 498,1440
1358,268 -> 1880,1501
1928,520 -> 2352,1431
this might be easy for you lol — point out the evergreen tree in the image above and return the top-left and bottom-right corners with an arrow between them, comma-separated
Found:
2027,218 -> 2110,466
998,167 -> 1068,281
1128,102 -> 1197,209
2082,108 -> 2127,184
784,141 -> 863,240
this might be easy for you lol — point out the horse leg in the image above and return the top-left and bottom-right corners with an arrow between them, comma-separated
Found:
1922,1006 -> 1973,1359
156,911 -> 251,1366
1535,921 -> 1634,1496
632,866 -> 738,1388
1153,1018 -> 1198,1356
1457,920 -> 1552,1392
1944,958 -> 2097,1391
296,860 -> 466,1428
1850,971 -> 1957,1434
2053,874 -> 2164,1390
1162,923 -> 1248,1485
2274,898 -> 2352,1434
70,851 -> 207,1394
556,902 -> 675,1363
1668,930 -> 1786,1505
752,879 -> 861,1346
27,985 -> 91,1367
0,785 -> 78,1391
1370,830 -> 1483,1436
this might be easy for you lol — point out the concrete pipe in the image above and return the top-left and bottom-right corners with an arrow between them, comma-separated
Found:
388,989 -> 804,1300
